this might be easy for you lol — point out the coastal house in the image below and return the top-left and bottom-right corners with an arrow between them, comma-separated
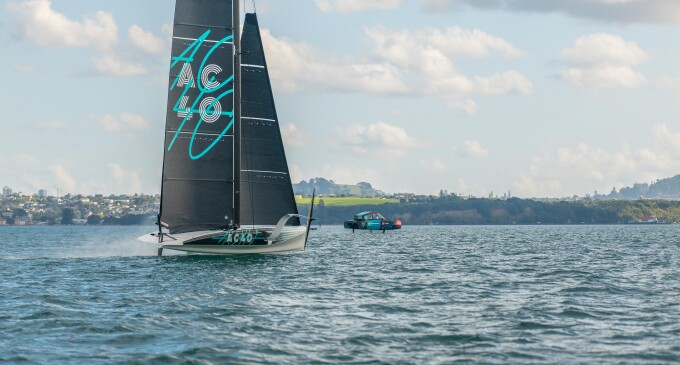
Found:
635,215 -> 658,224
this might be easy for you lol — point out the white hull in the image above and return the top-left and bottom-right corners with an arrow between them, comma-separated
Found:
138,226 -> 307,255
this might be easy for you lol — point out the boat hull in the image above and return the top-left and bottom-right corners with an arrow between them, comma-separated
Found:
138,226 -> 307,255
344,221 -> 402,231
344,228 -> 400,233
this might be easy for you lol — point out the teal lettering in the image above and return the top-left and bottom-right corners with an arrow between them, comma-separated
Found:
166,30 -> 235,159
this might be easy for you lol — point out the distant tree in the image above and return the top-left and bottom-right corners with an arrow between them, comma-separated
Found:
12,208 -> 27,217
102,214 -> 155,225
294,180 -> 311,196
358,182 -> 374,197
87,215 -> 102,225
61,208 -> 74,225
310,178 -> 335,195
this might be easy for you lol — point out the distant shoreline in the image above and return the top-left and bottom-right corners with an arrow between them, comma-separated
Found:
1,222 -> 675,228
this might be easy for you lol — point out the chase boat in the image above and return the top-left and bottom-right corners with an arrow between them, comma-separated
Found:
344,211 -> 402,233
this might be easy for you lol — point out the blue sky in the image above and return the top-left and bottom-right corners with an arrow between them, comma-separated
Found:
1,0 -> 679,198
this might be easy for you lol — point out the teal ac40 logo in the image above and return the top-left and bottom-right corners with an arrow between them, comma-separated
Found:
167,30 -> 234,160
213,228 -> 262,246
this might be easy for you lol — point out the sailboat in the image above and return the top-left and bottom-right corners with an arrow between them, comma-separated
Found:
138,0 -> 314,255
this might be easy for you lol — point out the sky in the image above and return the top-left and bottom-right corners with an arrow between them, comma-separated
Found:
1,0 -> 680,198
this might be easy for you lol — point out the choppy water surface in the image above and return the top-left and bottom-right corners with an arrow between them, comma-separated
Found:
1,225 -> 679,364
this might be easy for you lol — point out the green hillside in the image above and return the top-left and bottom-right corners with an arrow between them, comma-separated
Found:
295,197 -> 399,207
299,195 -> 680,225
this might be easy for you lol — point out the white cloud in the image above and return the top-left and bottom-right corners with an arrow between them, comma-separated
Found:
448,99 -> 478,115
473,71 -> 534,95
559,34 -> 648,88
319,164 -> 381,186
92,55 -> 148,76
262,26 -> 531,109
49,164 -> 78,193
315,0 -> 405,13
421,0 -> 680,25
368,26 -> 523,61
7,2 -> 162,79
14,154 -> 39,167
561,34 -> 648,66
456,178 -> 470,195
108,163 -> 142,193
1,156 -> 154,195
659,75 -> 680,96
0,155 -> 44,192
597,0 -> 636,3
513,124 -> 680,197
20,172 -> 46,191
14,64 -> 37,73
8,0 -> 117,51
290,164 -> 381,187
280,123 -> 309,147
98,113 -> 149,133
420,157 -> 449,173
0,21 -> 7,42
336,121 -> 419,158
31,120 -> 67,131
421,0 -> 459,13
458,140 -> 489,158
366,26 -> 530,101
653,123 -> 680,154
288,164 -> 304,183
162,23 -> 174,39
262,29 -> 408,94
561,66 -> 646,88
128,25 -> 166,55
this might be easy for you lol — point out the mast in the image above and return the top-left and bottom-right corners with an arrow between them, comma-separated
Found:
233,0 -> 242,226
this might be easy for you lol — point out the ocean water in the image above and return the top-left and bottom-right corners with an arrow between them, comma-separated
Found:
0,225 -> 679,364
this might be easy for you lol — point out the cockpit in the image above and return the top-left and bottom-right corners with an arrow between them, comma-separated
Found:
355,212 -> 385,221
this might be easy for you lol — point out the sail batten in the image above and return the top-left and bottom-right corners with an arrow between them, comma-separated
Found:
242,170 -> 288,174
242,116 -> 276,122
165,178 -> 234,182
173,37 -> 233,43
172,25 -> 232,30
168,132 -> 235,137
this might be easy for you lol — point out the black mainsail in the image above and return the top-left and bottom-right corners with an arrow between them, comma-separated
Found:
240,13 -> 299,226
160,2 -> 298,233
161,0 -> 236,233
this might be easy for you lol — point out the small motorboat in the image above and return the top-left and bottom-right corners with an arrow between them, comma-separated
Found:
344,211 -> 401,233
